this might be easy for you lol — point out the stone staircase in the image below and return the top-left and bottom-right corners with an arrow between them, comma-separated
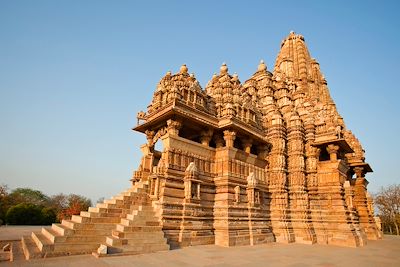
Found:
19,180 -> 169,260
94,203 -> 169,257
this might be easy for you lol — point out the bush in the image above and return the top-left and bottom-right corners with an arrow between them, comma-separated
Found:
6,203 -> 44,225
41,207 -> 57,225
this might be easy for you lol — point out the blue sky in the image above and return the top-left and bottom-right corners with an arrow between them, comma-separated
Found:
0,0 -> 399,202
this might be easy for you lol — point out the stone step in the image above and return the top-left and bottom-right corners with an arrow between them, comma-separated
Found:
125,238 -> 168,246
120,217 -> 159,226
31,232 -> 53,252
108,243 -> 169,255
96,202 -> 132,209
105,235 -> 167,247
96,202 -> 115,209
51,223 -> 74,236
61,220 -> 116,230
112,230 -> 165,239
120,217 -> 153,226
73,228 -> 113,236
42,227 -> 106,243
111,195 -> 131,201
106,236 -> 128,246
50,242 -> 100,255
42,227 -> 61,243
80,211 -> 122,218
126,210 -> 158,219
115,224 -> 163,233
88,206 -> 123,214
21,236 -> 42,260
88,205 -> 149,217
104,198 -> 124,205
9,240 -> 26,262
71,215 -> 121,224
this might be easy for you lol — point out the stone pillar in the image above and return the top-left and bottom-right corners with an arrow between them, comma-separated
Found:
167,119 -> 182,136
200,129 -> 213,146
343,181 -> 354,209
287,113 -> 315,244
223,130 -> 236,148
304,117 -> 319,224
145,130 -> 155,149
353,167 -> 381,240
214,134 -> 225,148
326,144 -> 339,161
267,111 -> 293,243
316,157 -> 365,247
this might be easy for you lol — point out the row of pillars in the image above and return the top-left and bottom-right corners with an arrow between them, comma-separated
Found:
199,128 -> 268,157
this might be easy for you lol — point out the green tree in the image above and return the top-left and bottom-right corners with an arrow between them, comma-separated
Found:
0,184 -> 9,225
41,207 -> 57,225
8,188 -> 49,206
5,203 -> 43,225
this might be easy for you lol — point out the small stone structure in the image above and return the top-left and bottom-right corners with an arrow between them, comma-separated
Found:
18,32 -> 381,260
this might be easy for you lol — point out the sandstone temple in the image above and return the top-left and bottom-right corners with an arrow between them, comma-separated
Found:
18,32 -> 382,260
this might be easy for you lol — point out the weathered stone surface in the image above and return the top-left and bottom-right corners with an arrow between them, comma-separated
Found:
17,31 -> 382,262
2,243 -> 10,252
133,31 -> 381,248
97,244 -> 107,255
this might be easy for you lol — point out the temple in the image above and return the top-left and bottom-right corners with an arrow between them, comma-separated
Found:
19,32 -> 381,260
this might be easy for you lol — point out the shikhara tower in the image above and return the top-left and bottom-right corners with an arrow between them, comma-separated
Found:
21,32 -> 381,260
134,31 -> 381,247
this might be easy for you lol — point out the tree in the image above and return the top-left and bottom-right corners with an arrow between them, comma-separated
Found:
41,207 -> 57,225
0,186 -> 93,225
56,194 -> 92,221
8,188 -> 50,206
374,184 -> 400,235
5,203 -> 43,225
0,184 -> 9,225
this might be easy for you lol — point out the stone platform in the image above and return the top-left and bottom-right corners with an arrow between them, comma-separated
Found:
1,231 -> 399,267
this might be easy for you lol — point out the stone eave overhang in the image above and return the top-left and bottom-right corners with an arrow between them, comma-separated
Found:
313,138 -> 354,154
133,102 -> 175,133
348,162 -> 373,173
133,100 -> 268,145
133,100 -> 218,133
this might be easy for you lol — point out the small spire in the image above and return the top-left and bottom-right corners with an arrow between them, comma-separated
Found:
232,72 -> 238,82
180,64 -> 188,74
190,73 -> 195,78
166,70 -> 171,76
257,59 -> 267,71
220,62 -> 228,75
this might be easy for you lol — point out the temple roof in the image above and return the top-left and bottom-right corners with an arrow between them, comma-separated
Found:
134,32 -> 369,170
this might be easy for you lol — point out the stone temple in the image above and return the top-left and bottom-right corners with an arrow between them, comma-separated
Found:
20,32 -> 381,259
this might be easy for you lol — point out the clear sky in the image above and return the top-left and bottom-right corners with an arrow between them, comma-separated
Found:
0,0 -> 399,202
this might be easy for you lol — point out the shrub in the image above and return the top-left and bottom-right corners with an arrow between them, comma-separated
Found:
6,203 -> 43,225
41,207 -> 57,225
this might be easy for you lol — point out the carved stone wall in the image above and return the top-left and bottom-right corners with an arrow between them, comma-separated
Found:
132,31 -> 381,248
